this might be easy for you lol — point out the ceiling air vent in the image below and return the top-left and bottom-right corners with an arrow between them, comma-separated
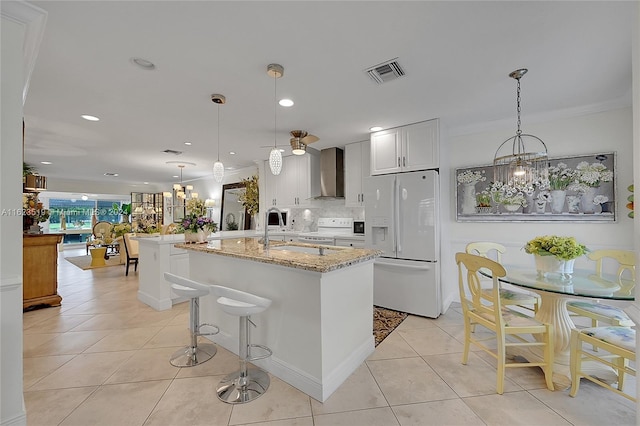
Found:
163,149 -> 183,155
365,58 -> 405,84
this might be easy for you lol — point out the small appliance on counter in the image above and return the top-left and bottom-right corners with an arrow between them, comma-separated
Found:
353,221 -> 365,235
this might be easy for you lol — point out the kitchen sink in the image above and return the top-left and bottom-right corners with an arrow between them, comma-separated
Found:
269,245 -> 338,255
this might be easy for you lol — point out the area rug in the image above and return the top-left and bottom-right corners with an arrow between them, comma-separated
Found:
65,255 -> 122,271
373,306 -> 409,346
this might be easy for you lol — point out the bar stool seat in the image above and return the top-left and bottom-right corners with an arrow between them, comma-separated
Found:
164,273 -> 219,367
211,285 -> 272,404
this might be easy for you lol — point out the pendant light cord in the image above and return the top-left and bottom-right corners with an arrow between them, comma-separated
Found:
273,73 -> 277,148
217,105 -> 221,161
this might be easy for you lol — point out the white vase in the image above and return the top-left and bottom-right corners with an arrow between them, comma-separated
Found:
503,203 -> 521,213
550,190 -> 566,214
535,200 -> 547,214
566,195 -> 581,214
522,194 -> 535,214
460,183 -> 477,215
580,186 -> 598,214
534,255 -> 575,281
184,229 -> 210,243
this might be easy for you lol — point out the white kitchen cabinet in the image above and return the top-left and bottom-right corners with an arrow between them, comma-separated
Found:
345,140 -> 370,207
370,119 -> 439,175
263,150 -> 320,207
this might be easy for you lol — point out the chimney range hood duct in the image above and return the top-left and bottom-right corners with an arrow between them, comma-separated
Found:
318,147 -> 344,198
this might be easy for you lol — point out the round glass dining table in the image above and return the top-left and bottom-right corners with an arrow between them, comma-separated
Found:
481,266 -> 635,389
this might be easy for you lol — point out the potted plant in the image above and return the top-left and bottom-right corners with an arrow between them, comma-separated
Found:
489,181 -> 528,213
457,170 -> 486,215
524,235 -> 588,279
180,198 -> 218,243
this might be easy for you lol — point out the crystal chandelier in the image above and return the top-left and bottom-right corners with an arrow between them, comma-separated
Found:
212,94 -> 226,183
267,63 -> 283,175
493,69 -> 548,190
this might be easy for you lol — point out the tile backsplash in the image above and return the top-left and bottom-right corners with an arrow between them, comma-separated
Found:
285,199 -> 364,232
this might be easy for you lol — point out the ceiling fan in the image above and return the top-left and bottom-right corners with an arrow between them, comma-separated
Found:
261,130 -> 319,155
289,130 -> 319,155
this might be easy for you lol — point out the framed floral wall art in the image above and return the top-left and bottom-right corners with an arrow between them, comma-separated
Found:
455,152 -> 616,222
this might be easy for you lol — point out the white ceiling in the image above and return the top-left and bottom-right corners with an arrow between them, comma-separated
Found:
23,1 -> 634,188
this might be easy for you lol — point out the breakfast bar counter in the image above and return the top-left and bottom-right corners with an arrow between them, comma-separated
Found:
178,238 -> 380,402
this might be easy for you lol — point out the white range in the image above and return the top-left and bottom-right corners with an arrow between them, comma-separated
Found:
297,218 -> 355,245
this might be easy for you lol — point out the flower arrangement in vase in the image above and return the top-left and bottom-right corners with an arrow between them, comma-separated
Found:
489,181 -> 529,213
457,170 -> 486,214
524,235 -> 588,280
568,161 -> 613,214
475,191 -> 492,214
23,193 -> 50,233
180,198 -> 218,243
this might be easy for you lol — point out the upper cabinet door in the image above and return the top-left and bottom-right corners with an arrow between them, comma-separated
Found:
370,119 -> 439,175
370,129 -> 401,175
402,119 -> 439,172
345,142 -> 363,206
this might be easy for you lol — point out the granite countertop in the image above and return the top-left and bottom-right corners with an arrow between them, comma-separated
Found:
175,238 -> 381,273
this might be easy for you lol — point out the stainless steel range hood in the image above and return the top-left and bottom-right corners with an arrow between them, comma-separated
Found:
318,147 -> 344,198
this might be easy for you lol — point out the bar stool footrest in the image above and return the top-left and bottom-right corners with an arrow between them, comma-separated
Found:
198,323 -> 220,337
247,344 -> 272,361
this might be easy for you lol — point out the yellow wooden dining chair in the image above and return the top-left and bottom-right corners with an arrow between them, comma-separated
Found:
566,249 -> 635,329
465,242 -> 540,314
456,252 -> 554,394
570,326 -> 636,402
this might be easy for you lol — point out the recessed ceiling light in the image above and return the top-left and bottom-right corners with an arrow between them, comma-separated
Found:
81,115 -> 100,121
279,99 -> 294,107
184,142 -> 192,146
81,195 -> 88,201
143,182 -> 149,185
40,161 -> 52,165
131,57 -> 156,70
369,126 -> 383,132
229,151 -> 236,155
279,149 -> 285,152
104,172 -> 118,177
173,175 -> 179,178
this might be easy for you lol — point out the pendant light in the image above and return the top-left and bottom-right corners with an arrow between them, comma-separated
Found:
212,93 -> 226,183
493,69 -> 548,190
267,63 -> 284,175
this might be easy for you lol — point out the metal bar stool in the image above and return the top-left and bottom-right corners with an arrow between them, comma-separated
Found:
164,273 -> 219,367
210,284 -> 272,404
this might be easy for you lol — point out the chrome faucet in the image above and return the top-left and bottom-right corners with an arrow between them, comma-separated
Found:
263,207 -> 284,250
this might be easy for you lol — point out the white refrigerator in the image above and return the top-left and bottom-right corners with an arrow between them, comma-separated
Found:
364,170 -> 440,318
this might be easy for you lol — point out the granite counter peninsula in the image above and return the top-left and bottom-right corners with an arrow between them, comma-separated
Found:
177,238 -> 381,402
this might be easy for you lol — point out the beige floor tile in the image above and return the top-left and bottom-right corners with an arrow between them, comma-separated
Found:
144,376 -> 232,426
463,391 -> 572,425
105,346 -> 181,384
125,309 -> 181,328
395,315 -> 438,331
84,326 -> 162,352
23,332 -> 59,355
23,354 -> 75,389
228,376 -> 312,425
68,312 -> 139,331
59,380 -> 171,426
29,350 -> 135,390
143,325 -> 191,348
366,357 -> 457,405
175,345 -> 242,378
24,387 -> 98,426
234,418 -> 314,426
473,350 -> 551,390
431,309 -> 465,326
434,324 -> 490,352
398,327 -> 465,356
392,399 -> 485,425
311,364 -> 387,415
529,383 -> 636,426
168,310 -> 190,326
313,407 -> 399,426
423,352 -> 522,397
24,314 -> 94,334
24,330 -> 112,357
367,332 -> 418,361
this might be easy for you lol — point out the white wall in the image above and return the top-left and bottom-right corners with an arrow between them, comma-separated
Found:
443,107 -> 634,308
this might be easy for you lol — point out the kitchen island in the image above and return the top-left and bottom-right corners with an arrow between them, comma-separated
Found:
178,238 -> 380,402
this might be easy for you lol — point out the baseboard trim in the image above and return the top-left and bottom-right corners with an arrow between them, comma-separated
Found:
136,290 -> 172,311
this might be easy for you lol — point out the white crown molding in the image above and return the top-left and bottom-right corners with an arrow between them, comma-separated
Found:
1,1 -> 48,105
449,93 -> 633,137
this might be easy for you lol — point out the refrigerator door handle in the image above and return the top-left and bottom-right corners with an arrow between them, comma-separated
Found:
376,258 -> 434,271
394,178 -> 401,254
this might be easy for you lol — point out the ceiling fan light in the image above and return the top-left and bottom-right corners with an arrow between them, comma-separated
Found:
290,138 -> 306,155
213,161 -> 225,182
269,148 -> 283,175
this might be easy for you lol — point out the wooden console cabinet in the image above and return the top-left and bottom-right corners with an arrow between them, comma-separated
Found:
23,233 -> 64,310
